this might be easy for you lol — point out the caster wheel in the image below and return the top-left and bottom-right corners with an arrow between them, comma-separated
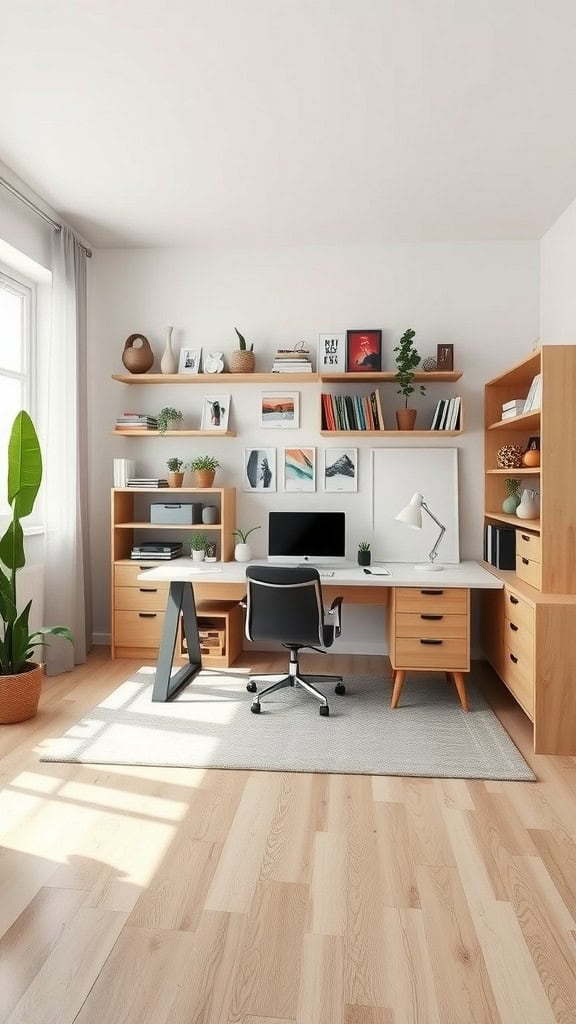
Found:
251,703 -> 261,714
319,705 -> 330,717
334,683 -> 346,695
246,681 -> 257,693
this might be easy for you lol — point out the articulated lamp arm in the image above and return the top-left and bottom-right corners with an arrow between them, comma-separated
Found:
421,502 -> 446,564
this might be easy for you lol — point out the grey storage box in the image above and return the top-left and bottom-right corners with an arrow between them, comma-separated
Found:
150,502 -> 202,525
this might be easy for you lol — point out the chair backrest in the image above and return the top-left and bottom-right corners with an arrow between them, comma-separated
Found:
245,565 -> 325,646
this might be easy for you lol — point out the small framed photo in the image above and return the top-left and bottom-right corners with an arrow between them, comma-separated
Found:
179,347 -> 202,374
436,344 -> 454,371
346,330 -> 382,372
243,448 -> 276,491
261,392 -> 300,428
283,447 -> 316,492
200,395 -> 231,431
526,435 -> 540,451
318,332 -> 346,374
323,448 -> 358,492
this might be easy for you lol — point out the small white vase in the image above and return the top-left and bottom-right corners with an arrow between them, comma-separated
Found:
516,489 -> 539,520
191,549 -> 205,562
160,326 -> 178,375
235,543 -> 251,562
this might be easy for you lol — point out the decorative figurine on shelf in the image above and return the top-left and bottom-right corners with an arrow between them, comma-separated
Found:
122,334 -> 154,374
205,541 -> 217,562
522,435 -> 541,468
496,444 -> 524,469
502,478 -> 522,514
422,356 -> 437,372
357,541 -> 371,566
516,489 -> 539,520
204,351 -> 225,373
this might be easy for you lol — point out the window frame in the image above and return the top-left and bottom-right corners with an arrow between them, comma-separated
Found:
0,263 -> 37,521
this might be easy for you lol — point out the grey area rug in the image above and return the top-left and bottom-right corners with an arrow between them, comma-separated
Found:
39,668 -> 535,780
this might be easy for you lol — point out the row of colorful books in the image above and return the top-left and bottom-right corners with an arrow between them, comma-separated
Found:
430,397 -> 461,431
321,390 -> 384,431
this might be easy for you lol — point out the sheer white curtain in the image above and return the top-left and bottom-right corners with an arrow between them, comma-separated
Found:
41,227 -> 92,673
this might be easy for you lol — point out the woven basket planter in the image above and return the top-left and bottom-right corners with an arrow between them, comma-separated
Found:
229,350 -> 255,374
0,662 -> 44,724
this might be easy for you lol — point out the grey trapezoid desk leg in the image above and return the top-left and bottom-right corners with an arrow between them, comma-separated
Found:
152,581 -> 202,702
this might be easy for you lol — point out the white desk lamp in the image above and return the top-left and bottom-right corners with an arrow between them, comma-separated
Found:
395,492 -> 446,571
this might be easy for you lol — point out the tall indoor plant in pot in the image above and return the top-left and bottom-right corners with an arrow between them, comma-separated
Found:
0,412 -> 73,724
394,328 -> 426,430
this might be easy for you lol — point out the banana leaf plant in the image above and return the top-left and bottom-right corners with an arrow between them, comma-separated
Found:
0,411 -> 73,675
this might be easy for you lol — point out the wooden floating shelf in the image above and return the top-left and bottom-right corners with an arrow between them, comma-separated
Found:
486,468 -> 541,475
112,373 -> 319,385
320,429 -> 462,437
113,429 -> 237,437
485,511 -> 541,533
487,410 -> 540,431
115,522 -> 223,530
320,370 -> 462,383
113,487 -> 228,493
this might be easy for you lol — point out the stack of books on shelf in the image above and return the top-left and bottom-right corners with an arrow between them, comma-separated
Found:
113,459 -> 136,487
484,523 -> 515,570
127,477 -> 169,488
321,390 -> 384,430
523,373 -> 542,413
115,413 -> 158,431
271,346 -> 313,372
430,396 -> 461,431
131,541 -> 183,561
501,398 -> 525,420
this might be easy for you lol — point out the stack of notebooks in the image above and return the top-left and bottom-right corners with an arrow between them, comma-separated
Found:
321,390 -> 384,430
127,477 -> 169,488
131,541 -> 183,561
430,396 -> 461,431
501,398 -> 525,420
271,347 -> 313,372
115,413 -> 158,431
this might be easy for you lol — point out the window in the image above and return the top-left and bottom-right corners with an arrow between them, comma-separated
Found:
0,266 -> 35,516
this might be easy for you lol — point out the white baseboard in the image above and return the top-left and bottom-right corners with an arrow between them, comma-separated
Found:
93,632 -> 111,646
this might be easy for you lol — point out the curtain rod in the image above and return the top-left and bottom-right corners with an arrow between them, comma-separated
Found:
0,176 -> 93,258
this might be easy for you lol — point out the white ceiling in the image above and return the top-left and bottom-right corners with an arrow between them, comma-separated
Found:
2,0 -> 576,248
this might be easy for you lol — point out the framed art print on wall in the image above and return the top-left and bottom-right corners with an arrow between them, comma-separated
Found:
200,395 -> 231,431
323,448 -> 358,491
346,329 -> 382,372
243,448 -> 276,491
283,447 -> 316,492
260,392 -> 300,428
318,332 -> 346,374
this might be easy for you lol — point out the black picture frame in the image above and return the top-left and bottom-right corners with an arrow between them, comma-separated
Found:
437,343 -> 454,371
346,329 -> 382,372
526,435 -> 540,451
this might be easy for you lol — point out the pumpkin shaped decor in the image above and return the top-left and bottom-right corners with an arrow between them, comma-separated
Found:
496,444 -> 524,469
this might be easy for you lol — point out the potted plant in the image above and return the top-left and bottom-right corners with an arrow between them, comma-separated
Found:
190,532 -> 209,562
394,328 -> 426,430
357,541 -> 371,567
232,525 -> 260,562
166,457 -> 185,488
189,455 -> 220,488
229,327 -> 256,374
0,411 -> 73,724
157,407 -> 183,436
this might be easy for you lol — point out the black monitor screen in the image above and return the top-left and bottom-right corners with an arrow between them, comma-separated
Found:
268,511 -> 346,563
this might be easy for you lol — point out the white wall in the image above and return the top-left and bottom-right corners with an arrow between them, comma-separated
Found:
541,195 -> 576,343
88,242 -> 540,651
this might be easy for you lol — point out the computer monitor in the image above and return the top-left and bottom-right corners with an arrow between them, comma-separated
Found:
267,511 -> 346,565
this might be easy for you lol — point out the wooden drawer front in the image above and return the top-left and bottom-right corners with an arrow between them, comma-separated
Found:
394,637 -> 468,670
395,588 -> 468,615
395,612 -> 468,640
504,590 -> 535,637
114,610 -> 165,646
115,563 -> 170,590
502,644 -> 535,717
516,531 -> 541,564
115,586 -> 167,612
503,617 -> 534,664
516,555 -> 542,590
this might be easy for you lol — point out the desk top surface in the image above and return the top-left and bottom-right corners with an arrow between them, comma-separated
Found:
138,559 -> 503,589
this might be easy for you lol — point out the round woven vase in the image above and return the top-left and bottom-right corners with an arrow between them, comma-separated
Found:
0,662 -> 44,724
229,350 -> 255,373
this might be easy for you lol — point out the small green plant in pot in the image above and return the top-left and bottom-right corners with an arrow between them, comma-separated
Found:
232,525 -> 260,562
358,540 -> 371,567
157,407 -> 183,436
166,457 -> 185,488
230,327 -> 256,374
0,411 -> 73,724
190,532 -> 209,562
189,455 -> 220,488
394,328 -> 426,430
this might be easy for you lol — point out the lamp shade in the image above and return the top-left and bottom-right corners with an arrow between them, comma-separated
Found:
395,492 -> 423,529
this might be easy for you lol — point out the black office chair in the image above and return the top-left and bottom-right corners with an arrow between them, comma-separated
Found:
244,565 -> 345,716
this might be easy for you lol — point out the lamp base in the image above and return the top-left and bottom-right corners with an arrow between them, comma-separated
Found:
414,562 -> 445,572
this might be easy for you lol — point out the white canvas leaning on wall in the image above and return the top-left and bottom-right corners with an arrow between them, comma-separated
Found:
371,448 -> 460,563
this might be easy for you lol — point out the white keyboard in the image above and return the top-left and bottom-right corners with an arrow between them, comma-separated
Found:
319,570 -> 335,578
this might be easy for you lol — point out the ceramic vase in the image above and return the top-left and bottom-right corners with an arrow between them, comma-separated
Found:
235,543 -> 251,562
122,334 -> 154,374
160,326 -> 178,375
358,549 -> 371,566
516,490 -> 539,520
202,506 -> 218,525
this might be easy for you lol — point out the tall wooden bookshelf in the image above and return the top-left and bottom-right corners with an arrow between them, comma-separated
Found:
480,346 -> 576,753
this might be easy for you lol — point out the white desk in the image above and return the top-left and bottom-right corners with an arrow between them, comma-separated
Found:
138,560 -> 501,702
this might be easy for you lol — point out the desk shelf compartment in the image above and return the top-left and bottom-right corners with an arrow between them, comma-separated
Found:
179,600 -> 244,669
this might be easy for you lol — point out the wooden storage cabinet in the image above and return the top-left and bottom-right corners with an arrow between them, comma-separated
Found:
180,600 -> 244,669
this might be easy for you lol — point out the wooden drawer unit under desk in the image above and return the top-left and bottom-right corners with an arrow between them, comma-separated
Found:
114,609 -> 165,647
115,563 -> 171,590
516,554 -> 542,591
115,586 -> 168,612
393,637 -> 468,670
502,643 -> 534,718
503,587 -> 535,635
395,612 -> 467,640
395,587 -> 468,615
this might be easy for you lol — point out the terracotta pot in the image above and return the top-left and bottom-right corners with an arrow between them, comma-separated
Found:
229,350 -> 255,373
194,470 -> 216,488
122,334 -> 154,374
396,408 -> 417,430
168,472 -> 184,488
0,662 -> 44,724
